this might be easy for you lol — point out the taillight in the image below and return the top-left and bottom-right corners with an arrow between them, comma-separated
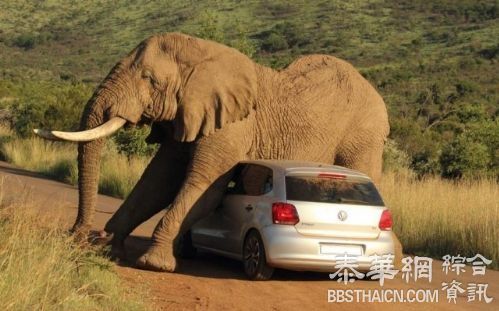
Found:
272,202 -> 299,225
379,209 -> 393,231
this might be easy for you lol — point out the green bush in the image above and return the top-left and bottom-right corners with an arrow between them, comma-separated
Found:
196,10 -> 225,43
259,1 -> 298,17
440,136 -> 491,178
463,120 -> 499,174
272,22 -> 310,47
3,80 -> 90,137
455,80 -> 477,97
261,32 -> 289,52
11,103 -> 44,137
258,21 -> 309,54
411,150 -> 441,177
228,21 -> 257,57
13,34 -> 36,50
113,127 -> 157,157
478,44 -> 498,60
383,139 -> 411,172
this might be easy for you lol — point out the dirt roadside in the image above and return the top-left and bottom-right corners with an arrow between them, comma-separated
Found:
1,161 -> 497,310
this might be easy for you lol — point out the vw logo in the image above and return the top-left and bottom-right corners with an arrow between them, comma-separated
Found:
338,210 -> 348,221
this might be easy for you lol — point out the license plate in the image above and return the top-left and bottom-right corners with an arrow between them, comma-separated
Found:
320,244 -> 363,256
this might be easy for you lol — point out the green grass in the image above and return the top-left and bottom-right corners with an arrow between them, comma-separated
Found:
0,1 -> 497,78
0,190 -> 148,310
0,126 -> 151,199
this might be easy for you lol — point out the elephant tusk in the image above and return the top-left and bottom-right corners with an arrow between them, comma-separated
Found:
33,117 -> 127,142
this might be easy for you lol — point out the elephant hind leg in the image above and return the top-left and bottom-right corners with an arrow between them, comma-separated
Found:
334,133 -> 385,184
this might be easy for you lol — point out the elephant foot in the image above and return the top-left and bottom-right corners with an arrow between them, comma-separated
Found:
105,233 -> 128,261
70,223 -> 91,242
136,246 -> 176,272
87,231 -> 128,261
109,241 -> 127,262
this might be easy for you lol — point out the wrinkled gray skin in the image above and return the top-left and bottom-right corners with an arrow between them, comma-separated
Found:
61,33 -> 391,271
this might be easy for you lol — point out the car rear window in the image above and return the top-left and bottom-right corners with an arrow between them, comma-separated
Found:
285,176 -> 384,206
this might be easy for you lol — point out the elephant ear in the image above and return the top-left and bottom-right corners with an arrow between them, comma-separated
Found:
173,44 -> 257,142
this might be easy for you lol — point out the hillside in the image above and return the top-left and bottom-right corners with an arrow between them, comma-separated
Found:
0,0 -> 498,177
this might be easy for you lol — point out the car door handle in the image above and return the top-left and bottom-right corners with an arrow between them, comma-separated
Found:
245,204 -> 253,211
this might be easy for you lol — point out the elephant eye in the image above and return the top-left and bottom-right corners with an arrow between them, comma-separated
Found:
142,72 -> 160,88
141,70 -> 152,79
141,70 -> 157,84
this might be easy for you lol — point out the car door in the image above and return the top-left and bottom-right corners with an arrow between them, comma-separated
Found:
191,164 -> 247,253
220,163 -> 273,255
191,163 -> 273,256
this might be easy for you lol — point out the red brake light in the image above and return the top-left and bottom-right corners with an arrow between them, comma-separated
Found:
318,173 -> 346,179
379,209 -> 393,231
272,202 -> 299,225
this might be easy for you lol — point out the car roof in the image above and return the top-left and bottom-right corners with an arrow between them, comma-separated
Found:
239,159 -> 370,179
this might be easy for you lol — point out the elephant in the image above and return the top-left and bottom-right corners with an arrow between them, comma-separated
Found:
35,32 -> 391,272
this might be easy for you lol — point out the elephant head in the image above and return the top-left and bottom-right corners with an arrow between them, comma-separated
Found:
34,33 -> 258,234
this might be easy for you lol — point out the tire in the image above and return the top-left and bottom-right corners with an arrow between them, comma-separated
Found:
243,230 -> 274,280
177,230 -> 197,259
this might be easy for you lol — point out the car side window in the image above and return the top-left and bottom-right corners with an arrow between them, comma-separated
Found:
226,164 -> 273,196
226,164 -> 245,195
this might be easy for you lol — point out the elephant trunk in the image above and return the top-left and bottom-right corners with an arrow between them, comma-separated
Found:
33,63 -> 138,236
72,96 -> 108,235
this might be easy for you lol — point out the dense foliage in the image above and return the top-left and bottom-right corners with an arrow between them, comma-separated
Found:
0,0 -> 497,177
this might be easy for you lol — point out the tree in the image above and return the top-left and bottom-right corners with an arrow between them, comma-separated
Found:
383,139 -> 411,172
440,135 -> 490,178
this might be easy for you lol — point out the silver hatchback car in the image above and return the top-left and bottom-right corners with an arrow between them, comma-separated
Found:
186,160 -> 396,280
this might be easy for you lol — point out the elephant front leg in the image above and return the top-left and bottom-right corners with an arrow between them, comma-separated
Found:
136,149 -> 240,271
103,141 -> 189,258
135,171 -> 233,272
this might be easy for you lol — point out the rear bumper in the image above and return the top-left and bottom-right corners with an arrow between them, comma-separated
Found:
260,225 -> 395,272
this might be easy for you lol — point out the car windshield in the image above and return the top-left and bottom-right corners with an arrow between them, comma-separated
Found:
285,175 -> 384,206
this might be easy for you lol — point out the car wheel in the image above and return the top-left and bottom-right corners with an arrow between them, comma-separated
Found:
243,230 -> 274,280
177,230 -> 197,259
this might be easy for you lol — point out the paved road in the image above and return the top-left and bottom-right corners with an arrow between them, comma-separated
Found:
1,161 -> 497,310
